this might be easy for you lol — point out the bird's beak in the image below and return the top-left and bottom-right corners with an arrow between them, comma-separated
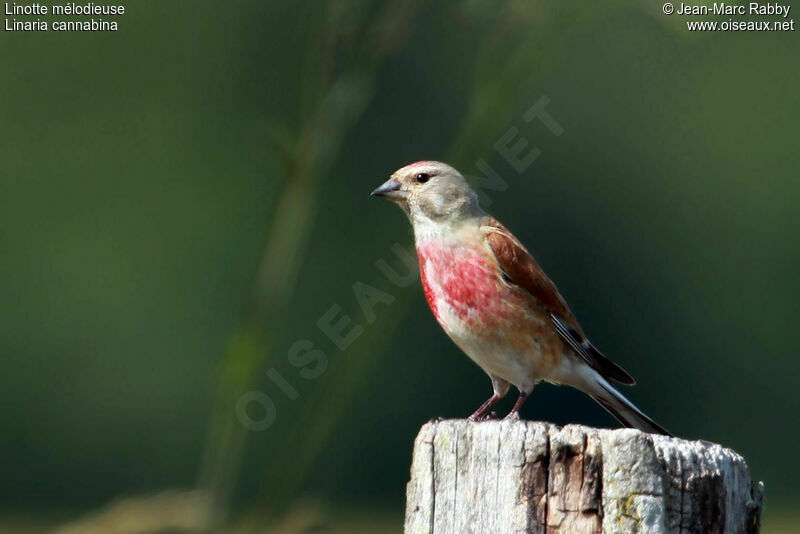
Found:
371,178 -> 406,201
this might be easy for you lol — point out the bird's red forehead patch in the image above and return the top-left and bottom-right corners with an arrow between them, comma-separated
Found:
401,161 -> 433,172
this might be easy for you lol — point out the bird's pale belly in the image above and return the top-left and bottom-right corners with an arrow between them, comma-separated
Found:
417,241 -> 562,390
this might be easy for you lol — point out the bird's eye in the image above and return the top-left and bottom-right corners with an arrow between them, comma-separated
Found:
415,173 -> 430,183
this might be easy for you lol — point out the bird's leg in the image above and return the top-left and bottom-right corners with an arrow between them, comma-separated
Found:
468,393 -> 502,422
469,375 -> 509,422
504,391 -> 529,420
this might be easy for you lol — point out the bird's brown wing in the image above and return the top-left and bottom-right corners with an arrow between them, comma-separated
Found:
482,217 -> 635,385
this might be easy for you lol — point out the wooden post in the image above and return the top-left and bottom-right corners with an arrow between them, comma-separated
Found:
405,420 -> 762,534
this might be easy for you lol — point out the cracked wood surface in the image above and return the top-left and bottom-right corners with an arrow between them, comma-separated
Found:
404,420 -> 762,534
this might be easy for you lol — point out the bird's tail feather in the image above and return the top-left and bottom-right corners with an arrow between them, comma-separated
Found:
589,377 -> 672,436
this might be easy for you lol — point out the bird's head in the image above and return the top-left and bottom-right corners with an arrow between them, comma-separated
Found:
371,161 -> 482,227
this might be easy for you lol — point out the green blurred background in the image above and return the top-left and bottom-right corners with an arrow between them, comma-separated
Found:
1,1 -> 798,532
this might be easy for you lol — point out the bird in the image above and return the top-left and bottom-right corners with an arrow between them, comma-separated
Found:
371,160 -> 671,435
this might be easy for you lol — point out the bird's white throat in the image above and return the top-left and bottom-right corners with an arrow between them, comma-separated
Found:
411,213 -> 483,247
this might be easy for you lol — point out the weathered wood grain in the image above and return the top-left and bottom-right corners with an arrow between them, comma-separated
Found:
405,420 -> 762,534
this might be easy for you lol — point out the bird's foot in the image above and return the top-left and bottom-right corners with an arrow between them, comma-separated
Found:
428,416 -> 445,424
468,411 -> 499,422
503,411 -> 521,421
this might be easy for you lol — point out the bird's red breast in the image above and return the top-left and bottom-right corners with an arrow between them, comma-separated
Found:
416,235 -> 564,380
417,241 -> 503,326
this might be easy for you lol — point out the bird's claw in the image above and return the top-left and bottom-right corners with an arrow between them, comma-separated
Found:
468,411 -> 499,422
